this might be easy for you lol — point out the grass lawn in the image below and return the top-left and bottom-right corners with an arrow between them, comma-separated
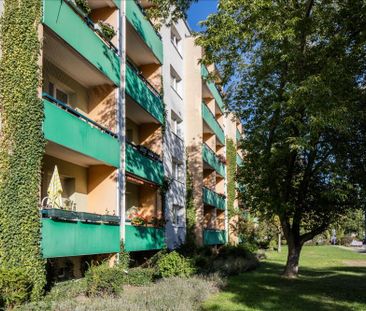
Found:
202,246 -> 366,311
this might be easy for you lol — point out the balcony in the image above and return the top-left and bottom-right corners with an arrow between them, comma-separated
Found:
237,153 -> 243,166
126,62 -> 164,124
203,187 -> 226,210
43,95 -> 120,168
201,65 -> 224,113
203,229 -> 226,246
202,144 -> 226,177
236,128 -> 242,141
202,103 -> 225,145
126,142 -> 164,185
41,210 -> 120,258
43,0 -> 120,86
124,224 -> 165,252
126,0 -> 163,64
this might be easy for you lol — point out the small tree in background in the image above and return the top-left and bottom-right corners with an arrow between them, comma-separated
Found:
198,0 -> 366,277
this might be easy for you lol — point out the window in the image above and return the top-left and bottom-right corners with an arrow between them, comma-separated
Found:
170,67 -> 182,96
48,82 -> 69,104
171,111 -> 182,138
170,26 -> 182,55
172,205 -> 184,226
172,158 -> 183,181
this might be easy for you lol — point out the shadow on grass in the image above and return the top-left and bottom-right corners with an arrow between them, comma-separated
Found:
204,261 -> 366,311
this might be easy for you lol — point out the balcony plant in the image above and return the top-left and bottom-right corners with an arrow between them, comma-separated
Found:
97,21 -> 116,42
75,0 -> 91,16
217,154 -> 227,164
130,212 -> 147,227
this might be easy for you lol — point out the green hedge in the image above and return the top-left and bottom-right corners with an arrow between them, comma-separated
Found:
0,0 -> 46,300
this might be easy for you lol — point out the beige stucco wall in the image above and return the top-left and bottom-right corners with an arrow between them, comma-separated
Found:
140,123 -> 162,155
140,64 -> 162,93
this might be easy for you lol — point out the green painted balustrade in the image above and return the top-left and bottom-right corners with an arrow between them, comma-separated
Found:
237,153 -> 243,166
43,0 -> 120,85
126,64 -> 164,124
43,99 -> 120,167
203,187 -> 226,210
236,129 -> 242,141
202,103 -> 225,145
202,144 -> 226,177
203,229 -> 226,245
201,65 -> 224,113
125,143 -> 164,185
126,0 -> 163,64
124,224 -> 166,251
41,218 -> 120,258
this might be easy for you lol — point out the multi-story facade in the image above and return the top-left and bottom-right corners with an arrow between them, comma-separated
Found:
0,0 -> 243,278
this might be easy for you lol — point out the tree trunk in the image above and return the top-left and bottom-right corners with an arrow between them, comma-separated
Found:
283,242 -> 302,278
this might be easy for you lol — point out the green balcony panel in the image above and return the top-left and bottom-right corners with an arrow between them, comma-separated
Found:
41,218 -> 120,258
201,65 -> 224,113
126,64 -> 164,124
124,225 -> 166,251
203,187 -> 226,210
203,229 -> 226,245
113,0 -> 121,8
202,103 -> 225,145
237,154 -> 243,166
202,144 -> 226,177
43,99 -> 120,167
236,129 -> 241,141
43,0 -> 120,85
126,0 -> 163,63
126,143 -> 164,185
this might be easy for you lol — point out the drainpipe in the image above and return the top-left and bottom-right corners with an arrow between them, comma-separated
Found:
117,0 -> 127,248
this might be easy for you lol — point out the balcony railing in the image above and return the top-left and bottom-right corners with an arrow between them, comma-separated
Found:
202,143 -> 226,177
237,153 -> 243,166
203,229 -> 226,245
126,62 -> 164,124
201,65 -> 224,113
236,128 -> 242,141
202,187 -> 226,210
126,0 -> 163,63
124,224 -> 166,252
202,102 -> 225,145
43,0 -> 120,85
41,209 -> 120,258
43,95 -> 120,167
125,142 -> 164,185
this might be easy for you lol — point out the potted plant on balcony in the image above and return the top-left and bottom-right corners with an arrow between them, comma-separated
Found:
74,0 -> 91,16
130,212 -> 147,227
96,21 -> 116,42
218,154 -> 227,164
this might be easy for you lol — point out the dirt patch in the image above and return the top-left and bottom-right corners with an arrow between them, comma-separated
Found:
343,260 -> 366,267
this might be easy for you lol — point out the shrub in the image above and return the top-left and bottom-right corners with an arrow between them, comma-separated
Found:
75,0 -> 91,15
124,268 -> 154,286
155,251 -> 195,278
118,242 -> 130,270
98,21 -> 116,41
0,267 -> 31,308
340,236 -> 354,246
85,264 -> 125,297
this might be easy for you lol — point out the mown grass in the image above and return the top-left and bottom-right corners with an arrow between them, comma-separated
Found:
202,246 -> 366,311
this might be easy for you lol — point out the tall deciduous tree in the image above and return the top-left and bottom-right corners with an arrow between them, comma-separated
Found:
198,0 -> 366,277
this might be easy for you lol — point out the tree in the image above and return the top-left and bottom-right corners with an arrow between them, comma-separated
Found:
197,0 -> 366,277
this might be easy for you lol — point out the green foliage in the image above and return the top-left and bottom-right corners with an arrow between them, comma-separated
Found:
0,267 -> 31,308
155,251 -> 195,278
75,0 -> 91,16
118,242 -> 130,270
98,21 -> 116,41
198,0 -> 366,275
0,0 -> 46,299
85,264 -> 124,297
124,268 -> 154,286
185,151 -> 197,248
226,138 -> 237,219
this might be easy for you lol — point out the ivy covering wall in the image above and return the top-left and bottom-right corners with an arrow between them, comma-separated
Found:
0,0 -> 46,300
226,138 -> 236,219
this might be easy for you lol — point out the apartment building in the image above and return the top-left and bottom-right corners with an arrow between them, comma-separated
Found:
0,0 -> 243,279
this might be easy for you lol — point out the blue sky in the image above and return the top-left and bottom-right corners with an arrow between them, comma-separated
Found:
187,0 -> 218,31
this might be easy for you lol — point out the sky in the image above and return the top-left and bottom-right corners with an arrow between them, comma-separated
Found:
187,0 -> 218,32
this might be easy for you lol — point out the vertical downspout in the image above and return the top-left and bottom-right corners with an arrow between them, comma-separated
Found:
117,0 -> 126,245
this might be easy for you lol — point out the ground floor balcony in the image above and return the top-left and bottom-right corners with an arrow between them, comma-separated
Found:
203,229 -> 226,246
203,187 -> 226,210
43,95 -> 120,168
41,209 -> 120,258
124,225 -> 165,252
